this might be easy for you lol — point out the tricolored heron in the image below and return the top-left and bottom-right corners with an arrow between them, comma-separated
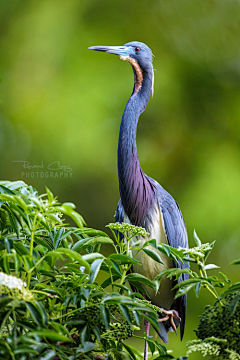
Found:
89,41 -> 189,358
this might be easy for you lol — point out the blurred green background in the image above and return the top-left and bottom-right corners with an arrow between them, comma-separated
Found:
1,0 -> 240,357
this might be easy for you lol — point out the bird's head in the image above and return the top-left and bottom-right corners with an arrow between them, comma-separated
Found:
89,41 -> 154,95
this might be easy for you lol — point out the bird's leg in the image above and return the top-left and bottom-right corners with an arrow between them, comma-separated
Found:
157,309 -> 181,334
144,318 -> 150,360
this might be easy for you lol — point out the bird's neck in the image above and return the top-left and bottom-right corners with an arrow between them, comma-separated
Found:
118,65 -> 156,226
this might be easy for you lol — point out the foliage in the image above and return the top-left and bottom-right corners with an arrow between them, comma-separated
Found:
1,180 -> 240,360
154,231 -> 240,359
0,180 -> 178,360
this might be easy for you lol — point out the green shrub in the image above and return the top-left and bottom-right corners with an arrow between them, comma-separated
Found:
0,180 -> 173,360
1,180 -> 240,360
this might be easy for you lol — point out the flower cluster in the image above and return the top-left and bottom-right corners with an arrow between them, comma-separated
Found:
0,272 -> 26,290
107,222 -> 149,238
187,338 -> 221,357
179,243 -> 213,259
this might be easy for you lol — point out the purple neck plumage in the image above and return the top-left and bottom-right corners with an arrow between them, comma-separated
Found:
118,65 -> 156,226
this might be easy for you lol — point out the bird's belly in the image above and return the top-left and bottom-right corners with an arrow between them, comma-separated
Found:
127,207 -> 174,310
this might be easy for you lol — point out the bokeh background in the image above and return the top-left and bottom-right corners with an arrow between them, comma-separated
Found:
1,0 -> 240,358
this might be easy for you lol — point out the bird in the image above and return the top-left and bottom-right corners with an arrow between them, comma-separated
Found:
89,41 -> 189,358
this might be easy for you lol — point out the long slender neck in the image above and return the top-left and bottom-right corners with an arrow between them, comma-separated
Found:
118,64 -> 156,226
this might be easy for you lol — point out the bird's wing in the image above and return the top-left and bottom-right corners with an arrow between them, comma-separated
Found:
157,186 -> 189,340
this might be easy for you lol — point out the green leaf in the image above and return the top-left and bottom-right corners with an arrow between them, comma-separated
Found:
175,283 -> 196,299
147,340 -> 155,355
101,275 -> 120,288
229,293 -> 240,315
230,258 -> 240,265
128,281 -> 150,298
34,300 -> 48,326
76,228 -> 109,237
193,230 -> 201,247
13,242 -> 30,256
219,272 -> 231,284
72,237 -> 93,252
90,258 -> 104,284
204,264 -> 220,270
140,313 -> 161,336
220,282 -> 240,298
34,237 -> 53,251
3,256 -> 10,274
25,302 -> 42,326
0,185 -> 15,195
100,304 -> 110,330
126,273 -> 157,290
154,341 -> 168,355
195,282 -> 201,297
39,350 -> 56,360
82,253 -> 104,263
77,341 -> 96,353
28,330 -> 72,342
80,325 -> 88,344
143,248 -> 165,265
109,253 -> 141,264
14,346 -> 39,355
107,259 -> 122,277
85,236 -> 114,246
45,187 -> 54,204
0,296 -> 14,309
55,248 -> 90,270
172,277 -> 209,290
53,227 -> 65,249
145,238 -> 158,249
122,343 -> 137,360
119,304 -> 132,325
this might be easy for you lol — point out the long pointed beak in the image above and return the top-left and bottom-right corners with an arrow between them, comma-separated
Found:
88,45 -> 133,57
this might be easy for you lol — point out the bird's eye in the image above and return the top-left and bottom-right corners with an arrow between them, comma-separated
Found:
135,47 -> 140,53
